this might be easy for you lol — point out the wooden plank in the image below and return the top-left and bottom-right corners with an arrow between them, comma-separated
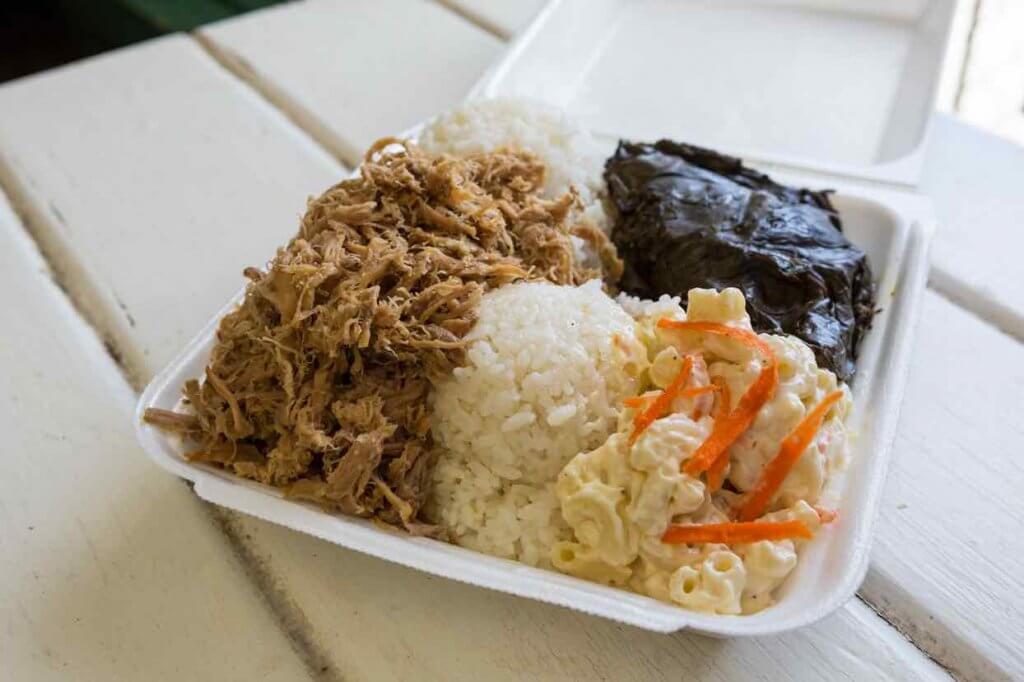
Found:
921,114 -> 1024,340
197,0 -> 503,166
955,0 -> 1024,145
862,290 -> 1024,682
437,0 -> 548,38
0,35 -> 345,387
0,191 -> 313,680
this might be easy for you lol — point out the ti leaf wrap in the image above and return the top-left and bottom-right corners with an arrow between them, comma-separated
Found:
605,140 -> 876,381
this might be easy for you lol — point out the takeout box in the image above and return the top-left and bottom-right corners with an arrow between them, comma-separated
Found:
136,0 -> 945,635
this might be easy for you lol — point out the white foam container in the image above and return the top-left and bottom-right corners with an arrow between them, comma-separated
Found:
136,0 -> 943,636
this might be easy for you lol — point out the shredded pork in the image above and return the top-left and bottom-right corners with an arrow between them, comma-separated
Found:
145,140 -> 605,532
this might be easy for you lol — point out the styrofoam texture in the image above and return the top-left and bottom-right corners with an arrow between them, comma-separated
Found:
134,137 -> 933,634
469,0 -> 957,186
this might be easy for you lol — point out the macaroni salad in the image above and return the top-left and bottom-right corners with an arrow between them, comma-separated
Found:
552,288 -> 850,614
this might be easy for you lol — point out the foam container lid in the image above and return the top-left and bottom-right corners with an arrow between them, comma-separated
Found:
471,0 -> 958,186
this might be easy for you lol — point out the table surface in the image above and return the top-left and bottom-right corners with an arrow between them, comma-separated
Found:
1,2 -> 1022,681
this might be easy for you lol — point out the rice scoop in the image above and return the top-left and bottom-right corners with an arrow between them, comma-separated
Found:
428,280 -> 646,566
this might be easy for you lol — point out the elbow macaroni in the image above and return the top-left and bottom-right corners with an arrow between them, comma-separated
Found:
553,416 -> 712,582
737,539 -> 798,613
553,288 -> 852,614
669,551 -> 746,614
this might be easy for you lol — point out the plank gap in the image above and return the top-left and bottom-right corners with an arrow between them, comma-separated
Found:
927,269 -> 1024,344
854,593 -> 963,681
191,31 -> 358,167
205,503 -> 345,682
0,152 -> 143,390
953,0 -> 984,112
432,0 -> 510,40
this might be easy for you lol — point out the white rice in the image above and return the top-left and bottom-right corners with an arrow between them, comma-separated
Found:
615,292 -> 684,320
427,281 -> 640,567
419,97 -> 613,233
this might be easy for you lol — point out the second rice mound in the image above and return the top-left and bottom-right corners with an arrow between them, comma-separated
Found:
427,280 -> 646,566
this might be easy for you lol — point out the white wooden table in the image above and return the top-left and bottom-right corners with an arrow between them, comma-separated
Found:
2,2 -> 1021,680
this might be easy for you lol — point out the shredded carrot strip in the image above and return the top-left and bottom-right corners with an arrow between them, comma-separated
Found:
681,385 -> 717,398
662,519 -> 813,545
814,507 -> 839,524
629,356 -> 694,443
711,376 -> 732,421
737,390 -> 845,522
686,366 -> 776,475
622,395 -> 650,408
656,320 -> 779,476
704,377 -> 733,491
